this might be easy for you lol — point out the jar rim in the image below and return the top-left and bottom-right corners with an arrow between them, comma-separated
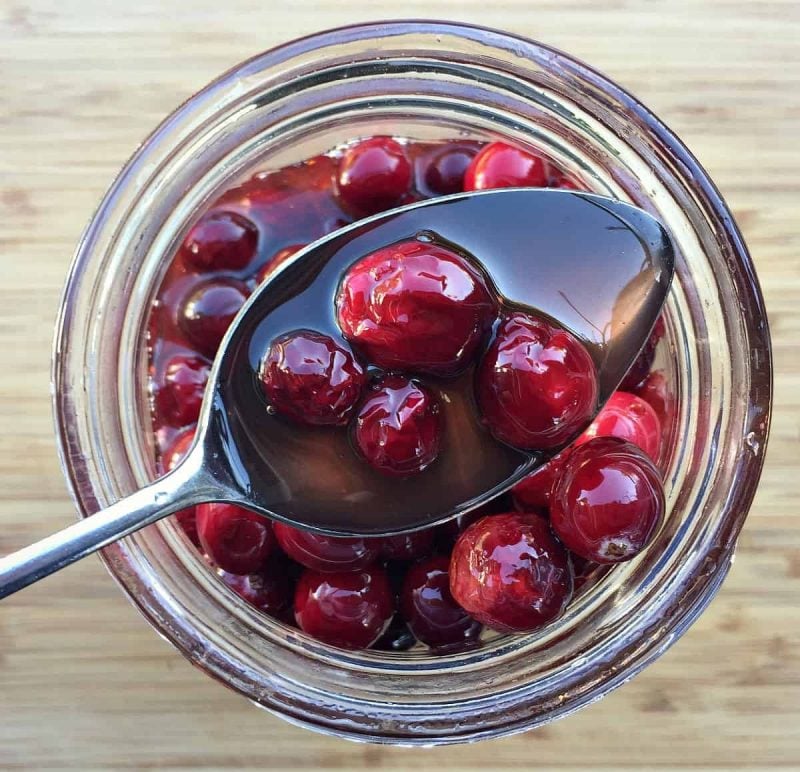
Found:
52,20 -> 772,745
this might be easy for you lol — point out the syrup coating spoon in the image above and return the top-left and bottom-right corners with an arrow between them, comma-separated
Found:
0,189 -> 673,598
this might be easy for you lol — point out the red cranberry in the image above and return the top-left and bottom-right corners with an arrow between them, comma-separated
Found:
162,430 -> 200,546
155,355 -> 210,428
178,280 -> 248,357
634,370 -> 673,434
449,512 -> 573,633
510,454 -> 566,513
372,615 -> 417,652
619,316 -> 666,391
581,391 -> 661,461
550,436 -> 665,563
260,330 -> 366,427
181,210 -> 259,271
256,244 -> 305,284
336,240 -> 497,376
336,137 -> 412,216
352,376 -> 442,477
380,529 -> 436,561
477,313 -> 598,450
423,145 -> 478,195
401,555 -> 482,649
464,142 -> 548,191
273,522 -> 381,573
219,558 -> 292,616
196,502 -> 275,575
294,566 -> 394,649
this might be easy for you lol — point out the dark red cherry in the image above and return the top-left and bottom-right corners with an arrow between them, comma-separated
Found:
464,142 -> 548,191
256,244 -> 305,284
581,391 -> 661,461
352,376 -> 442,477
272,522 -> 381,573
219,557 -> 292,616
181,210 -> 259,271
196,502 -> 275,575
380,529 -> 436,561
476,312 -> 598,450
449,512 -> 573,633
294,566 -> 394,649
336,239 -> 497,376
260,330 -> 366,427
336,137 -> 412,216
550,437 -> 665,563
510,454 -> 566,514
422,144 -> 479,195
178,280 -> 248,357
401,555 -> 482,649
155,355 -> 210,428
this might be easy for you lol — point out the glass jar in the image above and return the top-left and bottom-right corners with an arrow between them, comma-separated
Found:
52,21 -> 772,744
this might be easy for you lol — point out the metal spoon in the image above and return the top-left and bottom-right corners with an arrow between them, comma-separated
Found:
0,189 -> 674,598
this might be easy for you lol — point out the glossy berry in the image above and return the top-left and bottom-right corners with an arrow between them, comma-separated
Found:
256,244 -> 305,284
336,137 -> 412,216
156,355 -> 210,427
372,615 -> 417,652
273,522 -> 381,573
477,313 -> 598,450
219,557 -> 292,616
423,145 -> 478,195
550,437 -> 665,563
510,454 -> 566,513
196,502 -> 275,575
260,330 -> 366,427
352,376 -> 442,477
401,555 -> 482,649
181,210 -> 259,271
464,142 -> 548,191
449,512 -> 573,633
380,529 -> 436,561
435,494 -> 514,551
179,280 -> 248,357
336,240 -> 497,376
162,430 -> 200,547
581,391 -> 661,461
294,566 -> 394,649
634,370 -> 673,435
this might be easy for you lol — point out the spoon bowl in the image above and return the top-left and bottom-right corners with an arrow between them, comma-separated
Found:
0,188 -> 673,596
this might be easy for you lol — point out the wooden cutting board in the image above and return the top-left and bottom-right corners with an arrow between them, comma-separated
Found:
1,1 -> 797,768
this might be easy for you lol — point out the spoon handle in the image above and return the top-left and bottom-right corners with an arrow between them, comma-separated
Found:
0,453 -> 216,599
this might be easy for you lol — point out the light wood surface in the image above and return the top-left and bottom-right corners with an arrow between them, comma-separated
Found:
1,1 -> 798,769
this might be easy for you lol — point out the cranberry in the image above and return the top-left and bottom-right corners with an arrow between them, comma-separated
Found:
581,391 -> 661,461
477,313 -> 598,450
260,330 -> 366,427
550,436 -> 665,563
155,355 -> 210,428
178,280 -> 248,357
450,512 -> 572,633
181,210 -> 259,271
372,615 -> 417,652
380,529 -> 436,561
510,454 -> 566,513
256,244 -> 305,284
196,502 -> 275,575
294,566 -> 394,649
352,376 -> 442,477
162,429 -> 200,546
219,558 -> 292,616
464,142 -> 548,191
619,316 -> 666,391
336,240 -> 497,376
635,370 -> 673,434
336,137 -> 412,216
273,522 -> 381,572
423,145 -> 478,195
401,555 -> 482,649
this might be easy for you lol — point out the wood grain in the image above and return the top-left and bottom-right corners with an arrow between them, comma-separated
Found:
1,1 -> 798,769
